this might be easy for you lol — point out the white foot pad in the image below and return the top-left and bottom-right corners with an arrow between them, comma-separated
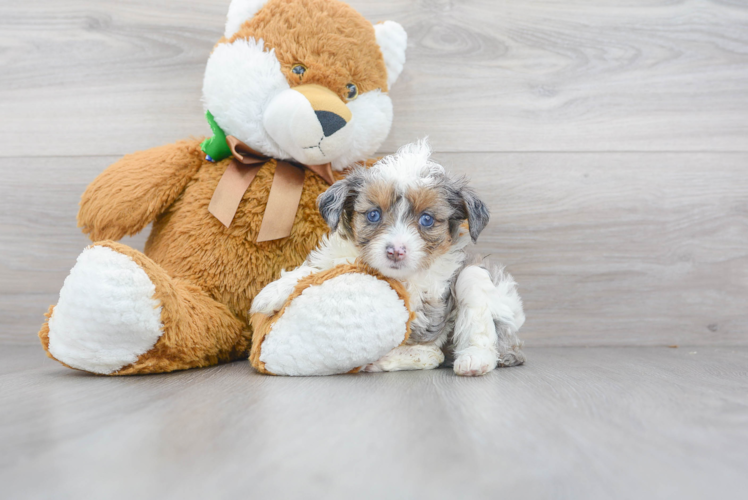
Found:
48,246 -> 163,374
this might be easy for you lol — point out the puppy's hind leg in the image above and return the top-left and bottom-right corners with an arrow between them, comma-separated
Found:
362,343 -> 444,372
452,265 -> 526,376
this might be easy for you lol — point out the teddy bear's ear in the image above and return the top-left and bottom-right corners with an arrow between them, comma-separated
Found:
224,0 -> 270,39
375,21 -> 408,89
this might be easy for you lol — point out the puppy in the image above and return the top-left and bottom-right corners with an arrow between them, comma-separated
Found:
251,140 -> 525,376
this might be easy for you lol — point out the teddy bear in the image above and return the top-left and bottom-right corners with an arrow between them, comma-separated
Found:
38,0 -> 407,375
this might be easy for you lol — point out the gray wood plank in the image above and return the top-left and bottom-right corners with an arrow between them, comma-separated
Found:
1,152 -> 746,346
1,345 -> 746,500
1,0 -> 747,156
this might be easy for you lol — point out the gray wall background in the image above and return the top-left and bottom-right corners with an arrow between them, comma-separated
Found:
1,0 -> 747,346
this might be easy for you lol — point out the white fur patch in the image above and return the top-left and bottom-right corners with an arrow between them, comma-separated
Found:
263,88 -> 326,162
250,265 -> 316,316
203,38 -> 290,159
224,0 -> 269,39
367,216 -> 427,280
259,273 -> 410,376
363,344 -> 443,372
452,265 -> 526,374
47,246 -> 164,375
399,230 -> 471,312
203,39 -> 395,169
306,233 -> 360,269
453,346 -> 498,376
375,21 -> 407,89
330,90 -> 393,171
263,88 -> 357,166
368,139 -> 443,190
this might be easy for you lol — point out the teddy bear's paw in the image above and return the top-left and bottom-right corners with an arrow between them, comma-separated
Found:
453,347 -> 499,377
257,272 -> 410,376
363,344 -> 444,373
47,246 -> 163,375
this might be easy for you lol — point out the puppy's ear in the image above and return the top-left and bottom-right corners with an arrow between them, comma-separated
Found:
317,171 -> 363,236
317,180 -> 349,232
446,177 -> 490,243
461,186 -> 490,242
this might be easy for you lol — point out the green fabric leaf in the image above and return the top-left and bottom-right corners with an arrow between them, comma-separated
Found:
200,111 -> 232,161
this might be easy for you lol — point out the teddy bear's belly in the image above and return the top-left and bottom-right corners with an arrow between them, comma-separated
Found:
143,161 -> 332,323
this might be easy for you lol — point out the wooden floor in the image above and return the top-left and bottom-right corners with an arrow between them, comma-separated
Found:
2,0 -> 748,498
1,345 -> 747,499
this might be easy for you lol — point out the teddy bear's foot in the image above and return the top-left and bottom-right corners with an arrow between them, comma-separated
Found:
251,270 -> 412,376
40,241 -> 249,375
43,245 -> 164,375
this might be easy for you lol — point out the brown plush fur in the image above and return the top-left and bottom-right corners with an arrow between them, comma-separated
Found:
39,0 -> 391,375
40,240 -> 249,374
40,139 -> 348,374
249,262 -> 415,375
227,0 -> 389,97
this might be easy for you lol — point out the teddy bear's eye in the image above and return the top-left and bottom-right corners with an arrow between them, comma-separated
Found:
346,83 -> 358,101
292,64 -> 306,78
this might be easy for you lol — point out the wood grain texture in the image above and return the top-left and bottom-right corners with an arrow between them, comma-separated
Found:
1,345 -> 747,499
1,0 -> 748,156
2,153 -> 746,346
2,2 -> 747,498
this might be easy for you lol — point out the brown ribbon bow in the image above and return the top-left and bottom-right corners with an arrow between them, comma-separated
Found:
208,136 -> 335,242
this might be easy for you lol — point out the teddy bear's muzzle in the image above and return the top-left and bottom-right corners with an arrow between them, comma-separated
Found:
263,84 -> 355,166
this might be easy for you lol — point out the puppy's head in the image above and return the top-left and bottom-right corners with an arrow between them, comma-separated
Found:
317,139 -> 489,279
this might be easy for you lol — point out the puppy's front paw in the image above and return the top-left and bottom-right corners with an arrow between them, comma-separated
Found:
250,283 -> 292,316
454,347 -> 498,377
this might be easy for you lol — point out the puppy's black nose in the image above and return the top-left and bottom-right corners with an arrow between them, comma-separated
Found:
315,110 -> 347,137
386,245 -> 407,262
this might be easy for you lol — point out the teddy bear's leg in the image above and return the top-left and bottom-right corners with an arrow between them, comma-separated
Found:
39,241 -> 248,375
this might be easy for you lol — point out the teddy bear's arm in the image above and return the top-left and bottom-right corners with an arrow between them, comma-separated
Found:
78,140 -> 204,241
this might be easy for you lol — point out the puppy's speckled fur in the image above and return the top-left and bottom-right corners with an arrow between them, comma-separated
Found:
253,139 -> 526,376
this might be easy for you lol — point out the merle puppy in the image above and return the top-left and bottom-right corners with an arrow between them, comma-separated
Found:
251,140 -> 525,376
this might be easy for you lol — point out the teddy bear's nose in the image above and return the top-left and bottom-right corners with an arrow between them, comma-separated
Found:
291,84 -> 352,138
315,110 -> 347,137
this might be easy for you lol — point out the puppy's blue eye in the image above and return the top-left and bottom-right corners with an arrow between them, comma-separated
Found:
419,214 -> 434,227
367,209 -> 381,223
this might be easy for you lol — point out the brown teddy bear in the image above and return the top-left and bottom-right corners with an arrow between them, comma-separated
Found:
38,0 -> 407,375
